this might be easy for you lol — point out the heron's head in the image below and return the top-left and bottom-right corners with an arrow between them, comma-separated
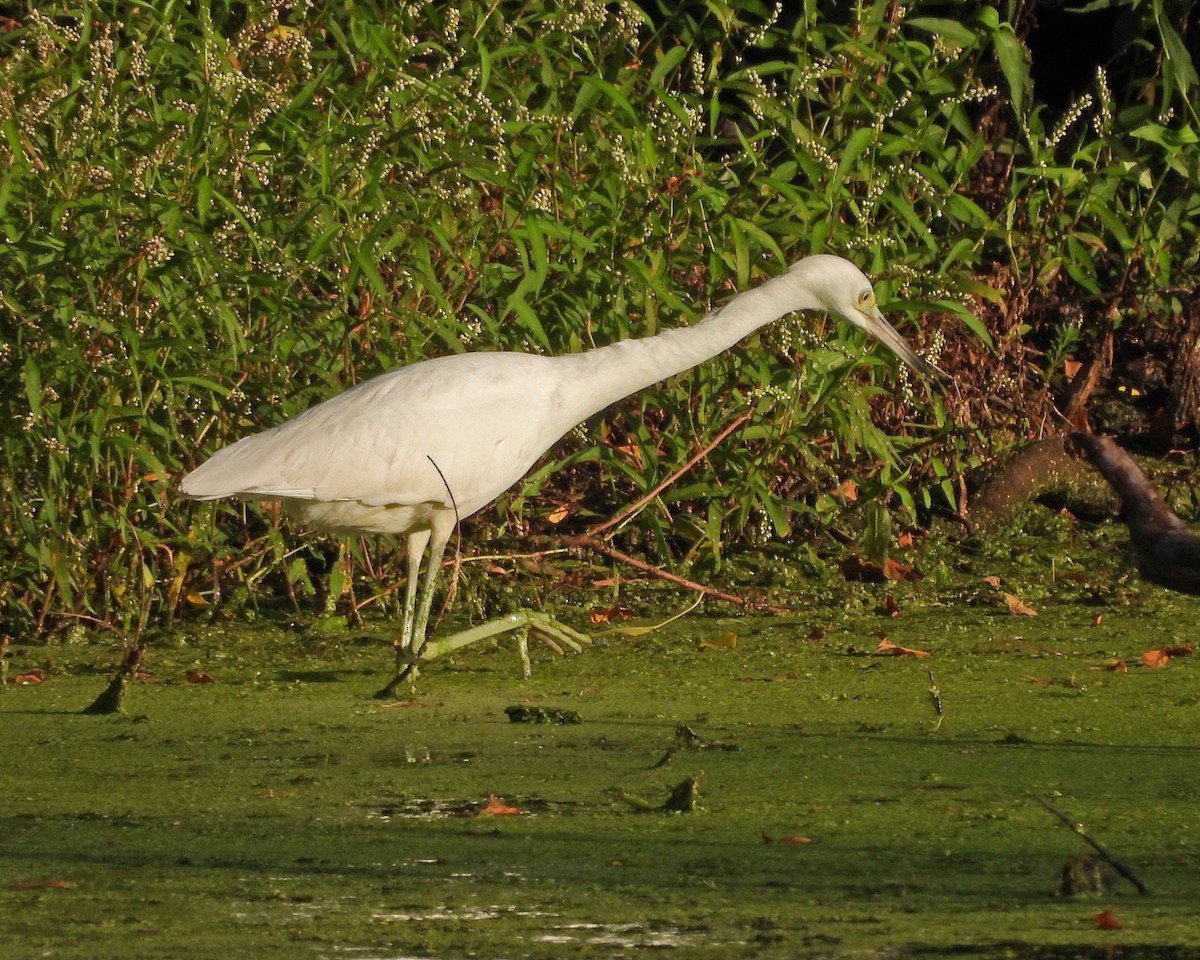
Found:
786,255 -> 944,379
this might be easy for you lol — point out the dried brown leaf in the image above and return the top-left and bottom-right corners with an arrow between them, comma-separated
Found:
1004,592 -> 1038,617
479,794 -> 522,817
873,638 -> 930,658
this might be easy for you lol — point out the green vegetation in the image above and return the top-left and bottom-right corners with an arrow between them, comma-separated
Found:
1,0 -> 1197,638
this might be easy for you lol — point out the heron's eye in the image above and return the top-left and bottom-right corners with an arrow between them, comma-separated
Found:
857,289 -> 875,308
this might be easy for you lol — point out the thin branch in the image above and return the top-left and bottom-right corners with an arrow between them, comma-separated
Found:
557,532 -> 788,611
587,410 -> 753,537
1034,794 -> 1149,895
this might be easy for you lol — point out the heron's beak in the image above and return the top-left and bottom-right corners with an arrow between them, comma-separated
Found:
857,305 -> 948,381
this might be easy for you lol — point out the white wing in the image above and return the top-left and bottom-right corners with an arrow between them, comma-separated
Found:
181,352 -> 575,517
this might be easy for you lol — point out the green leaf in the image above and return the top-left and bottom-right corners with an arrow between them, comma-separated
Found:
352,246 -> 387,299
904,17 -> 981,48
861,500 -> 892,568
956,278 -> 1005,306
1130,123 -> 1199,150
990,23 -> 1030,118
939,301 -> 995,349
23,356 -> 42,417
1159,17 -> 1199,98
650,44 -> 688,89
196,175 -> 213,221
836,127 -> 876,183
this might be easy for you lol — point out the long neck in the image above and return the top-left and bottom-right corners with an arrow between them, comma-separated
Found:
553,273 -> 814,424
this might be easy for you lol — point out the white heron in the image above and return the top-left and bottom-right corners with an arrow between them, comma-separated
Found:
181,255 -> 940,695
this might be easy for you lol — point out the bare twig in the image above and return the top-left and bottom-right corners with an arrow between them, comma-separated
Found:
1034,794 -> 1149,895
556,533 -> 782,609
587,410 -> 753,537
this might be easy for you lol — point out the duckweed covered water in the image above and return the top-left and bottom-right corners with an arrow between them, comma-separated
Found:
4,530 -> 1200,958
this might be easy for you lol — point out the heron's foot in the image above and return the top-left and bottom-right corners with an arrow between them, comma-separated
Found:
420,610 -> 591,679
372,642 -> 421,700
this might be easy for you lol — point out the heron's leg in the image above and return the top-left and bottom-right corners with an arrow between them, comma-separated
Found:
394,529 -> 431,667
375,525 -> 452,700
418,610 -> 592,679
375,517 -> 591,692
410,528 -> 451,661
375,529 -> 433,700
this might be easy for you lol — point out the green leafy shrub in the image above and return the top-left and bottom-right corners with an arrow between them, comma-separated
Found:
0,0 -> 1195,637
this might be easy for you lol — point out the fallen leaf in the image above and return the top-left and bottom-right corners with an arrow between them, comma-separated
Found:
841,555 -> 918,583
883,556 -> 919,581
1004,592 -> 1039,617
762,832 -> 816,844
982,575 -> 1002,588
185,591 -> 210,606
479,794 -> 522,817
8,671 -> 44,684
1091,614 -> 1103,627
699,631 -> 737,649
1093,908 -> 1121,930
897,530 -> 914,548
185,670 -> 215,684
873,638 -> 930,658
838,478 -> 859,502
881,595 -> 901,618
840,555 -> 886,583
588,604 -> 632,624
1143,647 -> 1171,668
546,504 -> 570,524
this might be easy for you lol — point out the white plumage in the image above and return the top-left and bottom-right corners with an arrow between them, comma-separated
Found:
182,255 -> 938,693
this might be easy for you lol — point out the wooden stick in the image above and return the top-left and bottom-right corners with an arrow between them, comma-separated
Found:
557,533 -> 750,607
1034,794 -> 1149,895
587,410 -> 753,537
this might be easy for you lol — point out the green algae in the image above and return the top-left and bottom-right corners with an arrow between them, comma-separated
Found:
4,526 -> 1200,958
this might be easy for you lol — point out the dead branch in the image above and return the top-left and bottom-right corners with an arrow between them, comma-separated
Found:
587,410 -> 753,537
1034,794 -> 1149,895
